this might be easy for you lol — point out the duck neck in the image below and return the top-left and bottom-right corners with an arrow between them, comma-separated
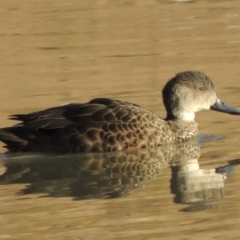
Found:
178,112 -> 195,122
166,112 -> 195,122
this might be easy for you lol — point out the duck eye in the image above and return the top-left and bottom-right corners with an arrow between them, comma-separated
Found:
198,87 -> 206,91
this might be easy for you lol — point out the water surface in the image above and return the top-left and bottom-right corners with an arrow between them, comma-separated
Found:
1,1 -> 240,239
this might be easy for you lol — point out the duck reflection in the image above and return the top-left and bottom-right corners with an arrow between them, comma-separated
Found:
0,138 -> 235,211
171,160 -> 225,212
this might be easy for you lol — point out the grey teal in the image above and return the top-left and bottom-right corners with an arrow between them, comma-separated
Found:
0,71 -> 240,153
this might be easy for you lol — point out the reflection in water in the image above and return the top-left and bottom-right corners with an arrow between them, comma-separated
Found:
0,138 -> 236,211
171,161 -> 224,212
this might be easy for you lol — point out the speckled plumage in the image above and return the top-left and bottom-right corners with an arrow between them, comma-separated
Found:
0,71 -> 239,153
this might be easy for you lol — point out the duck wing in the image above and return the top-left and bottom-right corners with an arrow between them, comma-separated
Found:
0,98 -> 161,153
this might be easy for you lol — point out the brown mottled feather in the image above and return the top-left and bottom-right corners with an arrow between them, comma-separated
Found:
0,98 -> 198,153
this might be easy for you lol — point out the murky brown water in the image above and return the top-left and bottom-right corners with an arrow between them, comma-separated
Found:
1,1 -> 240,239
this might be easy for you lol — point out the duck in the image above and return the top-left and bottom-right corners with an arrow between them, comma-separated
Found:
0,71 -> 239,154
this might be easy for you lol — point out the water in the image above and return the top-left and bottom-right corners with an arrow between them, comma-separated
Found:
1,1 -> 240,239
1,137 -> 240,240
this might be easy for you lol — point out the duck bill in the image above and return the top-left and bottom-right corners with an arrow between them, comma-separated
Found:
211,99 -> 240,115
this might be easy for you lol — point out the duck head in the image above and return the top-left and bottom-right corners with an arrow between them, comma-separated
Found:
162,71 -> 240,121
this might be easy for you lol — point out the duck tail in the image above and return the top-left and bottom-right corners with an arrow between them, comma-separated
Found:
0,127 -> 42,153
